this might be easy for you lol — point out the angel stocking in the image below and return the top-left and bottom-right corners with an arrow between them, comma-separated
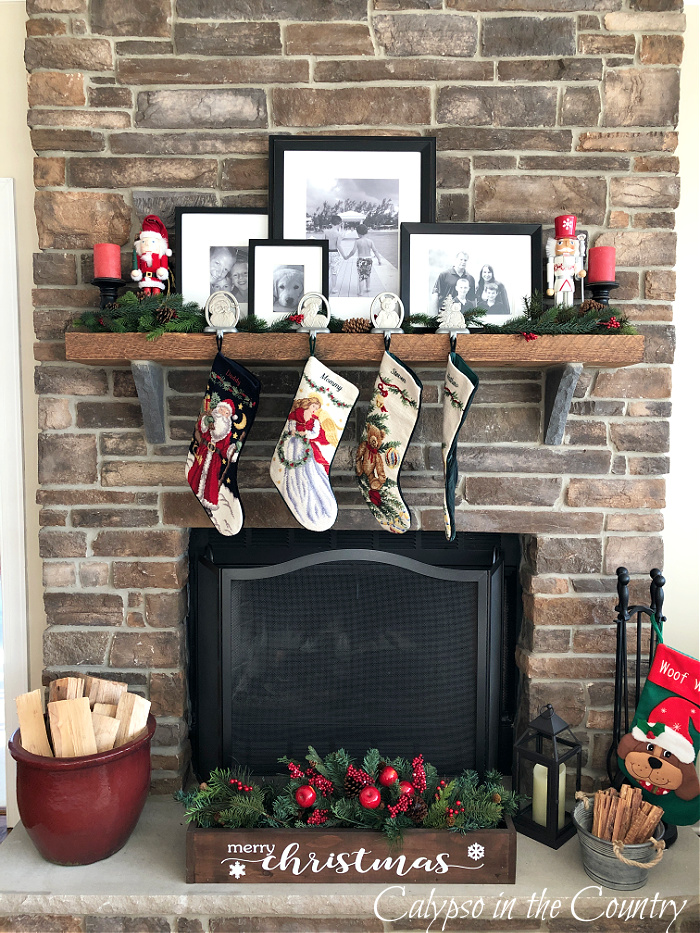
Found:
186,352 -> 260,536
442,351 -> 479,541
356,350 -> 422,534
270,355 -> 359,532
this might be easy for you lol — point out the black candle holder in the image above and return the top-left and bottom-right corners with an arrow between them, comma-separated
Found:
586,280 -> 619,306
92,277 -> 126,309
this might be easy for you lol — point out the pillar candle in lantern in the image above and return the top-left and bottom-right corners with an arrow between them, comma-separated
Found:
93,243 -> 121,279
531,762 -> 566,830
587,246 -> 616,284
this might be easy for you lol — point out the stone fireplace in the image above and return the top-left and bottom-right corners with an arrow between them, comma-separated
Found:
27,0 -> 677,797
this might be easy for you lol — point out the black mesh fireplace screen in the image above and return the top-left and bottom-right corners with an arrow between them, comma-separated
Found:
188,529 -> 520,780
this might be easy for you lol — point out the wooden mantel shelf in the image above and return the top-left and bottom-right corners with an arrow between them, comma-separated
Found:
63,332 -> 644,447
64,331 -> 644,369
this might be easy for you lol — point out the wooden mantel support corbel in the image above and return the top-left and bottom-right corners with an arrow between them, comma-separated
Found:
543,362 -> 583,446
130,361 -> 165,445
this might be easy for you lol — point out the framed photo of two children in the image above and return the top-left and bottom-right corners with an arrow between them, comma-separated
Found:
269,136 -> 436,322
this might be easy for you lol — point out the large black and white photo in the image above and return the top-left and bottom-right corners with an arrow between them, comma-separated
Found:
401,223 -> 542,325
270,136 -> 435,320
248,239 -> 328,324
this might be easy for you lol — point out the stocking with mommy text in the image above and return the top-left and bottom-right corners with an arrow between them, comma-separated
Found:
442,351 -> 479,541
355,350 -> 422,534
185,352 -> 260,536
270,354 -> 359,532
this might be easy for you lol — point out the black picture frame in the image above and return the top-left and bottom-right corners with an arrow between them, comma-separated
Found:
268,135 -> 436,319
248,238 -> 329,322
400,222 -> 543,324
174,206 -> 268,313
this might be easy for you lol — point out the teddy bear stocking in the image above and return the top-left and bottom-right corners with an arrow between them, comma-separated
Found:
186,352 -> 261,536
356,350 -> 422,534
270,354 -> 359,532
442,351 -> 479,542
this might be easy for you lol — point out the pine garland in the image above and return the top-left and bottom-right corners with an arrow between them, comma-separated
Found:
74,291 -> 206,341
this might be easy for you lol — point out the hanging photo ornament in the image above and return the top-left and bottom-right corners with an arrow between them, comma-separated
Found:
204,291 -> 240,332
297,292 -> 331,332
370,292 -> 404,334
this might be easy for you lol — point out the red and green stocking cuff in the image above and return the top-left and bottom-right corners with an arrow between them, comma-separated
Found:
356,350 -> 422,534
185,352 -> 260,536
442,352 -> 479,541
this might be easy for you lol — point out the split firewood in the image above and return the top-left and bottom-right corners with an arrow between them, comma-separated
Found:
592,786 -> 663,845
114,692 -> 151,747
48,697 -> 98,758
93,702 -> 118,718
85,676 -> 128,709
91,711 -> 120,753
48,677 -> 85,703
15,690 -> 53,757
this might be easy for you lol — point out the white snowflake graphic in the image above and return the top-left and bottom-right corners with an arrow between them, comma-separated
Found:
467,842 -> 485,861
229,861 -> 247,879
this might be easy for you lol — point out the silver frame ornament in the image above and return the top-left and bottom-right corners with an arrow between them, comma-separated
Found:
204,290 -> 240,333
370,292 -> 404,334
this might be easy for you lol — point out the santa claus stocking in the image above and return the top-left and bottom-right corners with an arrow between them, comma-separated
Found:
442,352 -> 479,542
356,350 -> 422,534
186,352 -> 260,536
270,355 -> 359,532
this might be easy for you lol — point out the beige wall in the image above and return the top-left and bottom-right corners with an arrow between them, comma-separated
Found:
0,0 -> 44,690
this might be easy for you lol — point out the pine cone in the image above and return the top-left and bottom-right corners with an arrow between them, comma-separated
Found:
344,764 -> 373,797
155,306 -> 178,325
578,298 -> 606,315
410,797 -> 428,825
446,812 -> 455,828
492,792 -> 502,804
342,317 -> 372,334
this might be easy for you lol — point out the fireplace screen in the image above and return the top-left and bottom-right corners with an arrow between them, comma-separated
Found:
189,530 -> 516,780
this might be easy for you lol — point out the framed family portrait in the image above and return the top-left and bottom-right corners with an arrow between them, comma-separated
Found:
269,136 -> 436,320
175,207 -> 268,314
249,239 -> 329,323
400,223 -> 543,325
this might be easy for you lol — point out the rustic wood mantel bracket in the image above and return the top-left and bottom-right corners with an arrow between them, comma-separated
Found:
130,360 -> 165,445
543,362 -> 583,446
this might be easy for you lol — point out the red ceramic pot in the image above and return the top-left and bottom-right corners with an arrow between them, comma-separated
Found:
8,714 -> 156,865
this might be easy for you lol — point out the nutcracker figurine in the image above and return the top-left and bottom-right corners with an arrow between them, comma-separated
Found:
546,214 -> 586,308
131,215 -> 172,295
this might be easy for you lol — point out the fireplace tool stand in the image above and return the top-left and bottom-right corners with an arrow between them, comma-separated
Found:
607,566 -> 677,846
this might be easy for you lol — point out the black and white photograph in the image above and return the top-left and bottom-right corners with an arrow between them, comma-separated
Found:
175,208 -> 267,313
400,223 -> 542,325
269,136 -> 435,320
249,239 -> 329,324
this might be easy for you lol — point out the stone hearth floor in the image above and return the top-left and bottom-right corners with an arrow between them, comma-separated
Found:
0,797 -> 697,932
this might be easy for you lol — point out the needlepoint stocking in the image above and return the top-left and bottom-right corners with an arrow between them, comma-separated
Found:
270,355 -> 359,532
442,351 -> 479,542
356,350 -> 422,534
186,352 -> 261,536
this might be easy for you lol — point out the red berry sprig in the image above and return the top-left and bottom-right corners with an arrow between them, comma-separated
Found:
287,762 -> 305,779
411,754 -> 427,794
435,779 -> 448,801
604,316 -> 621,330
306,769 -> 334,797
307,809 -> 329,825
446,799 -> 465,819
521,332 -> 539,342
387,795 -> 411,819
228,778 -> 253,792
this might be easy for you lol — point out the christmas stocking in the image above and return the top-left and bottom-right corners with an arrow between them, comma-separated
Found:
356,350 -> 422,534
270,355 -> 359,532
617,618 -> 700,826
442,352 -> 479,542
185,352 -> 260,536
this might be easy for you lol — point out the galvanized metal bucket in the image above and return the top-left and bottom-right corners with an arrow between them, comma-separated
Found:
573,800 -> 665,891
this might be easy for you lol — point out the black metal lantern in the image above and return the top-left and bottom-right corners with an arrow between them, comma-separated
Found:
513,703 -> 582,848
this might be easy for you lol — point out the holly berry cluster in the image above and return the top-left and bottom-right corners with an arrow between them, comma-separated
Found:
228,777 -> 253,792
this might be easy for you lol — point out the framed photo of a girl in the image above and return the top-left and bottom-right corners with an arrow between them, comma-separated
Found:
400,223 -> 542,326
269,136 -> 436,321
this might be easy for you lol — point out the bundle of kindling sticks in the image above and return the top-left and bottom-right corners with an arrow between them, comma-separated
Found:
592,785 -> 664,845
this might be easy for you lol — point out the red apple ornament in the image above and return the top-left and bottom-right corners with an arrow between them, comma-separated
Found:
379,767 -> 398,787
359,786 -> 382,809
295,785 -> 317,808
399,781 -> 415,797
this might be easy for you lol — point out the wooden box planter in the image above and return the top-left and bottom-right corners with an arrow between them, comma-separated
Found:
186,817 -> 516,884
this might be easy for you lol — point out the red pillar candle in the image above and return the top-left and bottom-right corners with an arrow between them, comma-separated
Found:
587,246 -> 616,284
93,243 -> 122,279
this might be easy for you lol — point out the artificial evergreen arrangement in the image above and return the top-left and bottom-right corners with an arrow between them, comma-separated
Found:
177,746 -> 522,844
74,291 -> 206,341
477,292 -> 636,336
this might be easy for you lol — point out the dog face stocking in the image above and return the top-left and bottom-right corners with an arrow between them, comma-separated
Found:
356,350 -> 422,534
186,352 -> 260,536
270,355 -> 358,532
442,352 -> 479,541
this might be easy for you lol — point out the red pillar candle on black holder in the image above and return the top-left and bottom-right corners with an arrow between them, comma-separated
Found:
587,246 -> 616,284
93,243 -> 121,279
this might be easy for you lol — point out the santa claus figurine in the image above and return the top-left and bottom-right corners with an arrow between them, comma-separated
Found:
546,214 -> 585,308
131,215 -> 172,295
